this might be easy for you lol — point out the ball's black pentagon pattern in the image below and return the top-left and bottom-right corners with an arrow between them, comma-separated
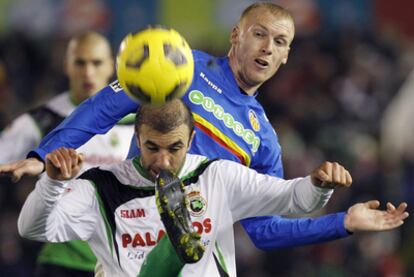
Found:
126,44 -> 149,70
126,83 -> 151,103
166,82 -> 188,102
163,43 -> 188,66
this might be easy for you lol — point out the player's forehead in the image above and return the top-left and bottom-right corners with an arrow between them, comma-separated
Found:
139,124 -> 190,146
68,40 -> 112,61
241,7 -> 295,38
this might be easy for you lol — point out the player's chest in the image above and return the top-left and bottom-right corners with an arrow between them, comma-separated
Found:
183,89 -> 266,156
114,197 -> 164,249
112,188 -> 223,250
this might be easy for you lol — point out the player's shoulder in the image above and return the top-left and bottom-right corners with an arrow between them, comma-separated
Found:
44,92 -> 74,116
209,158 -> 245,171
180,153 -> 211,176
192,49 -> 216,63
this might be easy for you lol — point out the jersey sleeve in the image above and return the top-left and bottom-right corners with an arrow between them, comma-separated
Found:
28,81 -> 139,161
211,160 -> 333,222
18,174 -> 98,242
0,114 -> 41,163
244,140 -> 350,249
241,213 -> 350,250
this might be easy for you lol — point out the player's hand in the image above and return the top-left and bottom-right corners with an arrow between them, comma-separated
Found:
45,147 -> 84,181
344,200 -> 409,232
310,161 -> 352,189
0,158 -> 45,182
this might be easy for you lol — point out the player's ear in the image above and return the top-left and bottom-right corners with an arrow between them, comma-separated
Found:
282,47 -> 290,65
230,26 -> 240,45
188,130 -> 196,149
136,135 -> 141,149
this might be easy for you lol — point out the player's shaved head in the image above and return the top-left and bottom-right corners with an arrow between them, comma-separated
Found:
239,2 -> 294,29
135,99 -> 194,135
66,31 -> 112,58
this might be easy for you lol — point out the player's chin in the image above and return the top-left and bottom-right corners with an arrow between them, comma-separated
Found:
246,71 -> 271,85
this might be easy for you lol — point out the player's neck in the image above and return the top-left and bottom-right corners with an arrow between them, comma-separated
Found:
227,53 -> 259,96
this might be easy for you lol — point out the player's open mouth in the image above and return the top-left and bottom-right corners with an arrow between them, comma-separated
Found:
255,58 -> 269,68
83,83 -> 95,90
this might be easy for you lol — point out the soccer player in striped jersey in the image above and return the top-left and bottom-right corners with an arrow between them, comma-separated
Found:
18,99 -> 360,276
0,31 -> 134,276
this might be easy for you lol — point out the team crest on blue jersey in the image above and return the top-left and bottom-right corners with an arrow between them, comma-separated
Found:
248,110 -> 260,132
187,191 -> 207,217
110,80 -> 124,93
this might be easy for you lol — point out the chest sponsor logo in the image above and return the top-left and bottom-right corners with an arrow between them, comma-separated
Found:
120,208 -> 146,218
248,110 -> 260,131
122,230 -> 165,248
187,191 -> 207,217
199,71 -> 222,93
188,90 -> 260,152
121,218 -> 211,248
110,80 -> 123,92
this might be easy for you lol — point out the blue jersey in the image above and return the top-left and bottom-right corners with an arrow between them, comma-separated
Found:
30,50 -> 349,250
128,50 -> 283,178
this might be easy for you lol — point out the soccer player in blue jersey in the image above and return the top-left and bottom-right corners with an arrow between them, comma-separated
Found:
0,2 -> 405,274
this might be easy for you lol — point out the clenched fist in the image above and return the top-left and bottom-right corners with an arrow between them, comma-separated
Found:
311,161 -> 352,189
45,147 -> 84,180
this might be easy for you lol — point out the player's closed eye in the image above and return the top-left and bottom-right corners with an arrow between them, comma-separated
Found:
75,59 -> 86,66
169,147 -> 182,153
254,31 -> 265,37
147,146 -> 159,152
274,38 -> 286,46
93,60 -> 103,67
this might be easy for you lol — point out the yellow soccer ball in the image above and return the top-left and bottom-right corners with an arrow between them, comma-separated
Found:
116,26 -> 194,105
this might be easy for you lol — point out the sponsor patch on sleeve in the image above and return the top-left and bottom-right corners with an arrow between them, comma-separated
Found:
110,80 -> 124,93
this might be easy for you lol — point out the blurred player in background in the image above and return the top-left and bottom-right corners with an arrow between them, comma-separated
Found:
0,2 -> 403,274
0,31 -> 135,276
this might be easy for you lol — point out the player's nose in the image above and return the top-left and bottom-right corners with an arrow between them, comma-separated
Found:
154,151 -> 171,170
261,38 -> 273,55
83,63 -> 95,78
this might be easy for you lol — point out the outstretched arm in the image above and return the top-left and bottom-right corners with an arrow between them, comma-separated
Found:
226,161 -> 351,221
18,147 -> 97,242
242,201 -> 409,250
241,214 -> 349,250
30,82 -> 138,161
